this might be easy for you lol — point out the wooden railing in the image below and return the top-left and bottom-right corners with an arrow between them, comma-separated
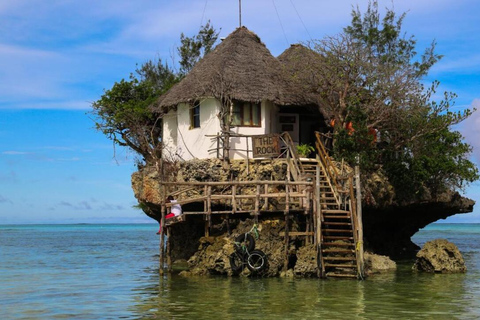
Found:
348,174 -> 364,278
314,131 -> 343,206
161,180 -> 314,217
280,132 -> 304,182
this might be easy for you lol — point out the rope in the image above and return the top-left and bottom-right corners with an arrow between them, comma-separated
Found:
272,0 -> 289,46
200,0 -> 208,27
289,0 -> 312,41
248,223 -> 259,239
356,240 -> 363,251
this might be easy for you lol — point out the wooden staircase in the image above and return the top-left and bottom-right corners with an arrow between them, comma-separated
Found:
275,132 -> 364,279
314,131 -> 364,279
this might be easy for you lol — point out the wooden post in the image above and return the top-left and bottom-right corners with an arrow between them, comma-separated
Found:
216,133 -> 220,159
159,204 -> 166,275
355,164 -> 364,278
232,185 -> 237,213
255,184 -> 260,221
263,183 -> 269,210
204,185 -> 208,213
166,226 -> 172,272
246,139 -> 250,175
284,213 -> 290,271
285,184 -> 290,214
315,162 -> 323,278
206,185 -> 212,237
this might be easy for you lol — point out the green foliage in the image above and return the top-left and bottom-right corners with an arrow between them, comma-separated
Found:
323,0 -> 478,199
178,21 -> 220,76
90,65 -> 174,163
297,144 -> 315,158
384,128 -> 479,202
91,23 -> 219,164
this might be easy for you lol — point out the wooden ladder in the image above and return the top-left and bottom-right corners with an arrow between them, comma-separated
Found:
314,132 -> 364,279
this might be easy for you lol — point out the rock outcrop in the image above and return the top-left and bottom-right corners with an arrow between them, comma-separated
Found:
178,219 -> 294,277
364,252 -> 396,275
413,239 -> 467,273
363,192 -> 474,258
131,159 -> 475,270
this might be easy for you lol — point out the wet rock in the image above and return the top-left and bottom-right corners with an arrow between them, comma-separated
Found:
413,239 -> 466,273
181,219 -> 290,277
182,236 -> 234,276
293,244 -> 318,277
280,269 -> 295,278
364,252 -> 396,275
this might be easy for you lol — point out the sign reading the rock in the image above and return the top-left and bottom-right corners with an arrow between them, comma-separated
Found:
252,134 -> 280,158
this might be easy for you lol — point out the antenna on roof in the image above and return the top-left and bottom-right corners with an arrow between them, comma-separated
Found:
239,0 -> 242,27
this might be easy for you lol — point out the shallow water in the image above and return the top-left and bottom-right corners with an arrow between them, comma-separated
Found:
1,223 -> 479,319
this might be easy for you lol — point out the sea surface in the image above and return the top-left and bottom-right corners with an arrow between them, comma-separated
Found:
1,223 -> 479,319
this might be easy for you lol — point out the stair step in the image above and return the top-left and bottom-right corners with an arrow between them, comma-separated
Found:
323,235 -> 354,240
324,263 -> 357,268
323,256 -> 356,261
319,191 -> 335,195
323,215 -> 351,220
322,229 -> 353,233
322,242 -> 355,247
322,249 -> 355,254
323,222 -> 351,226
323,210 -> 350,214
326,272 -> 358,278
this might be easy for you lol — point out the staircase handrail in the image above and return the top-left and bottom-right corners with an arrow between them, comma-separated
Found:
314,131 -> 345,204
280,132 -> 304,181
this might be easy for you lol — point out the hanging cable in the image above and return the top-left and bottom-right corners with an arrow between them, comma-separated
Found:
200,0 -> 208,27
272,0 -> 289,46
289,0 -> 312,41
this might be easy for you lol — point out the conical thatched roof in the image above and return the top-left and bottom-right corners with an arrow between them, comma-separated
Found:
278,44 -> 324,103
155,27 -> 316,110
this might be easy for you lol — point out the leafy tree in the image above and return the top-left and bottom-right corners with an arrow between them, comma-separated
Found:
178,21 -> 220,76
90,62 -> 176,164
312,0 -> 478,200
90,23 -> 219,165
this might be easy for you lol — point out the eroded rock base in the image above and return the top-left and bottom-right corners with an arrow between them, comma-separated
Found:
413,239 -> 466,273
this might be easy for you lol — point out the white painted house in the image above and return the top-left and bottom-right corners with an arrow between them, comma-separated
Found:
155,27 -> 326,161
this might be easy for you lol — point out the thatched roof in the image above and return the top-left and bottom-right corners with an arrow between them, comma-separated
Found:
154,27 -> 317,110
278,44 -> 324,103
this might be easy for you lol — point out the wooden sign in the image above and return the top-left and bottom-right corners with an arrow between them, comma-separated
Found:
252,134 -> 280,158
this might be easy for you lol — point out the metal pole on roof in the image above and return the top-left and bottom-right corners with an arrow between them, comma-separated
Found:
239,0 -> 242,27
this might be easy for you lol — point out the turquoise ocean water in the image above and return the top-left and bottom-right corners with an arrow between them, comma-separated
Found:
1,223 -> 479,319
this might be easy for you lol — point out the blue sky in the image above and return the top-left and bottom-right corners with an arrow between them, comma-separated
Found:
1,0 -> 479,224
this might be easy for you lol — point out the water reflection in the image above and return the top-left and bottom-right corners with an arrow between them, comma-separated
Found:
130,264 -> 477,319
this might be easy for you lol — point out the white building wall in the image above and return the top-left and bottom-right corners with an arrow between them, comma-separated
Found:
164,99 -> 281,160
162,110 -> 178,160
176,98 -> 221,160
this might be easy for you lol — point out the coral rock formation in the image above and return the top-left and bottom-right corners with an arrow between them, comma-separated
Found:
413,239 -> 467,273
